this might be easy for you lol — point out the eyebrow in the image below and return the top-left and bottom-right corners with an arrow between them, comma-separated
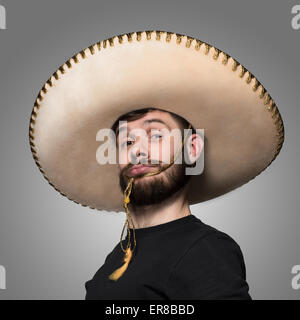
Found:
115,118 -> 171,138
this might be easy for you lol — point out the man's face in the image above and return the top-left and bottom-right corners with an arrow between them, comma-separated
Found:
116,110 -> 191,207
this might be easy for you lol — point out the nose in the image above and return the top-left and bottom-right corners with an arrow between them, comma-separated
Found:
129,137 -> 149,165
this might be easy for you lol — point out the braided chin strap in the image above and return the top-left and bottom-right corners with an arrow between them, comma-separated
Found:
108,123 -> 192,281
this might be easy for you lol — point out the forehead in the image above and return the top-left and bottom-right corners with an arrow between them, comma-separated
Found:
116,110 -> 179,135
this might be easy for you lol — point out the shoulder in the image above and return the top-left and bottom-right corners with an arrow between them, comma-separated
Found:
188,217 -> 246,264
198,229 -> 245,263
165,228 -> 251,299
200,230 -> 246,278
182,229 -> 247,277
169,216 -> 247,277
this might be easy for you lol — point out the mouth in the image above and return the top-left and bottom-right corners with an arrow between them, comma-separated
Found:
128,164 -> 158,176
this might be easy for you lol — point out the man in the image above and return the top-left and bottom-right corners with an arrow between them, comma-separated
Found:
84,107 -> 252,299
29,30 -> 284,300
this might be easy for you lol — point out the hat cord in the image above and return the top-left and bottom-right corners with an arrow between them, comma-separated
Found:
108,123 -> 192,281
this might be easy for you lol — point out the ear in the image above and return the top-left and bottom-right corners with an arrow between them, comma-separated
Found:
185,132 -> 204,166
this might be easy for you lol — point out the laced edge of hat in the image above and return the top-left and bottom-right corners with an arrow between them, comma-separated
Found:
28,30 -> 285,212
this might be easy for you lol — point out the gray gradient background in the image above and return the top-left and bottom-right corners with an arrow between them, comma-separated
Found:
0,0 -> 299,300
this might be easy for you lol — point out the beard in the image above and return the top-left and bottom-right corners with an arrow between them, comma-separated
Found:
119,162 -> 191,207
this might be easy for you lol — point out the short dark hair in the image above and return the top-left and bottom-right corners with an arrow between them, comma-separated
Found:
111,107 -> 196,139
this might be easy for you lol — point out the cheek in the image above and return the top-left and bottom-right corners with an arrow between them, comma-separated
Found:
117,148 -> 129,165
149,142 -> 161,160
150,136 -> 175,164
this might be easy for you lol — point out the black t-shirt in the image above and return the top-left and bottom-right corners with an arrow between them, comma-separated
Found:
85,214 -> 252,300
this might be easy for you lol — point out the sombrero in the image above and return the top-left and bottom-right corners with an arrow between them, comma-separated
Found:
28,30 -> 285,213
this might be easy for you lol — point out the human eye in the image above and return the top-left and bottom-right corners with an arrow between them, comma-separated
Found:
121,137 -> 135,148
152,133 -> 162,139
150,130 -> 164,140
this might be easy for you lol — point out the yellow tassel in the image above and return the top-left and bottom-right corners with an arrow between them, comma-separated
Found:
108,246 -> 133,281
124,196 -> 130,204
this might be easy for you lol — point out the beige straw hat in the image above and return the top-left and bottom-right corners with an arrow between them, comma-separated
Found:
28,30 -> 285,213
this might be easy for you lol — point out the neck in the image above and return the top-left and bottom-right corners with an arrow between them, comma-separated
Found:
127,184 -> 191,229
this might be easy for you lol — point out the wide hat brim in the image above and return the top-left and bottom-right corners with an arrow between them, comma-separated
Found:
29,30 -> 284,213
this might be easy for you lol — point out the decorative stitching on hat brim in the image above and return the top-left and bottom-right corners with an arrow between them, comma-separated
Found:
28,30 -> 285,212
